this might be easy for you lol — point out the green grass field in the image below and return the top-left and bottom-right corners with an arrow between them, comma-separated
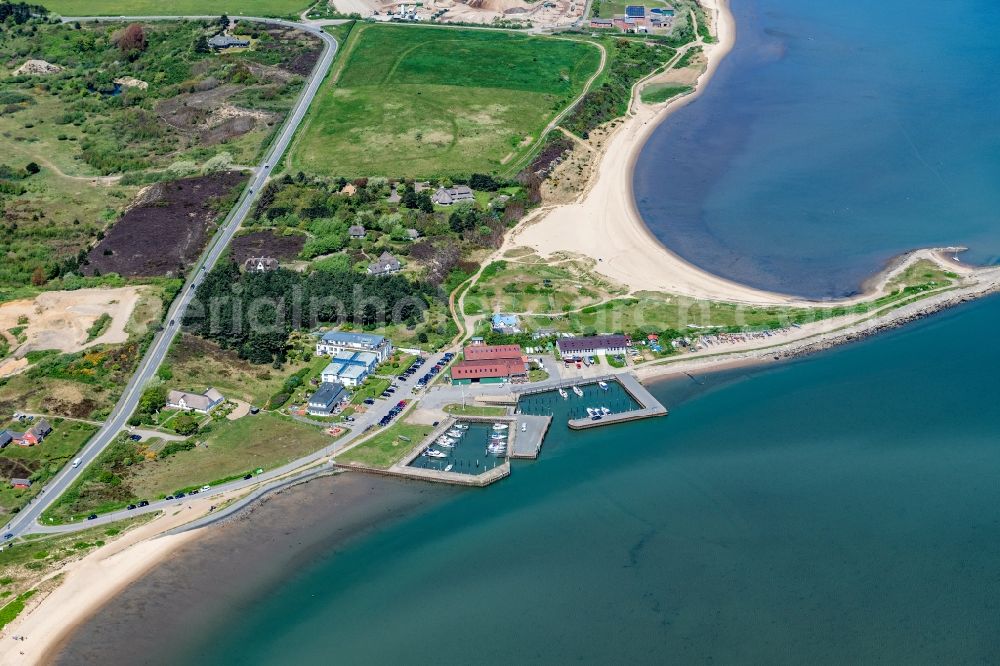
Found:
286,24 -> 602,178
640,83 -> 693,104
337,421 -> 433,469
43,0 -> 309,17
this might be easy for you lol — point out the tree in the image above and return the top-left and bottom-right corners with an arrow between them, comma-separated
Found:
416,190 -> 434,213
193,35 -> 210,53
173,413 -> 199,436
115,24 -> 147,57
138,385 -> 166,415
30,266 -> 46,286
218,14 -> 230,30
25,162 -> 39,175
469,173 -> 501,191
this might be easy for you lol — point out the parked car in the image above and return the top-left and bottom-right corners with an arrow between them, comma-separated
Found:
129,434 -> 142,442
138,500 -> 149,507
175,492 -> 186,499
364,399 -> 375,405
166,495 -> 175,500
3,533 -> 13,540
201,485 -> 211,492
126,504 -> 136,510
243,474 -> 253,480
87,514 -> 98,520
249,407 -> 260,414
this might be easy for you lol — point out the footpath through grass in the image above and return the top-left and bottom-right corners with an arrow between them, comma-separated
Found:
287,23 -> 602,178
43,0 -> 309,17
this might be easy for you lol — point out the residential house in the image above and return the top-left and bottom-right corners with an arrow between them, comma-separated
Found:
589,17 -> 613,28
556,334 -> 629,358
450,344 -> 528,384
11,419 -> 52,446
243,256 -> 279,272
320,350 -> 379,387
491,313 -> 521,334
307,382 -> 348,416
386,186 -> 401,204
208,34 -> 250,49
431,185 -> 475,206
316,331 -> 393,362
348,224 -> 366,239
367,251 -> 401,276
10,478 -> 31,489
166,388 -> 225,413
0,431 -> 11,448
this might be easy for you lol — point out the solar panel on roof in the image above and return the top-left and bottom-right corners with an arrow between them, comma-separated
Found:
625,5 -> 645,17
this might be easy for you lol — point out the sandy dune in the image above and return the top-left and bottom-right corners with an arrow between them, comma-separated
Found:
0,287 -> 146,374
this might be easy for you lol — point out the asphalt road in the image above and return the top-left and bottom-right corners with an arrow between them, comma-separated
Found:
2,17 -> 339,539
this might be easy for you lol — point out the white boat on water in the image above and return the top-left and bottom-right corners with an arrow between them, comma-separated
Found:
444,464 -> 454,472
598,381 -> 609,390
492,423 -> 509,431
447,429 -> 463,438
572,385 -> 583,397
436,437 -> 456,447
490,433 -> 506,441
558,387 -> 568,399
586,407 -> 597,417
455,423 -> 469,430
425,449 -> 448,459
601,407 -> 611,415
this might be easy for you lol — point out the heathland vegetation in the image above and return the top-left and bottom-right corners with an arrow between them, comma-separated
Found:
0,16 -> 319,287
42,0 -> 310,17
286,23 -> 602,177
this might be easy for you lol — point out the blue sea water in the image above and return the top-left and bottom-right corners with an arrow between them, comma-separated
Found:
167,296 -> 1000,664
634,0 -> 1000,297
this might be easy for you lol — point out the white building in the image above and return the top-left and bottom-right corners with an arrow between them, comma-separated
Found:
320,351 -> 379,387
316,331 -> 393,362
166,388 -> 225,413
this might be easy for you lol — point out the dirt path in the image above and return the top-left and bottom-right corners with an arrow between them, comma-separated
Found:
31,154 -> 121,186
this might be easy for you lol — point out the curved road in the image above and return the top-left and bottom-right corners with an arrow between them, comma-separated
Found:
2,17 -> 339,539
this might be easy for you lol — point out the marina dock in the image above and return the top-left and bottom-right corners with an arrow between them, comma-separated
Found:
515,373 -> 667,430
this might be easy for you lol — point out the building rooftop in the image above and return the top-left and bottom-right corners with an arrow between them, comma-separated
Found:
464,343 -> 523,361
332,350 -> 379,367
320,331 -> 386,347
556,334 -> 629,354
310,381 -> 346,406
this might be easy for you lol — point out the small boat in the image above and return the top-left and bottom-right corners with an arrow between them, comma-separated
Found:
490,433 -> 506,441
436,437 -> 456,447
447,429 -> 463,438
455,423 -> 469,430
492,423 -> 508,431
586,407 -> 597,417
425,449 -> 448,459
598,381 -> 609,390
444,464 -> 454,472
520,422 -> 527,432
601,407 -> 611,415
558,388 -> 568,399
572,385 -> 583,397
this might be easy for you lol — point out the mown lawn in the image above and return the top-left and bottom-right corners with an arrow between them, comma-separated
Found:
287,23 -> 602,177
337,421 -> 432,469
442,403 -> 507,417
43,0 -> 309,16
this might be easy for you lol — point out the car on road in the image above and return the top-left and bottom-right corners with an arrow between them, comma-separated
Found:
175,492 -> 186,499
166,495 -> 175,500
250,406 -> 260,414
201,485 -> 211,492
138,500 -> 149,507
189,489 -> 199,495
127,504 -> 136,510
72,457 -> 82,468
87,514 -> 98,520
3,533 -> 12,540
364,399 -> 375,405
243,474 -> 253,480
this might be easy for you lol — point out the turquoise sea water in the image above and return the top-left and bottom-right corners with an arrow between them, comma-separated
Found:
634,0 -> 1000,297
166,296 -> 1000,664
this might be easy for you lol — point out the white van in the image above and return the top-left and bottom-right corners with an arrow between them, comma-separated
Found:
72,458 -> 82,468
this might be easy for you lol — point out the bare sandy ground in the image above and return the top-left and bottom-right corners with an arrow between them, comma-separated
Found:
0,493 -> 242,666
0,287 -> 146,376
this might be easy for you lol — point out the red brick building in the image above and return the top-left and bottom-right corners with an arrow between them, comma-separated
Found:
450,344 -> 528,384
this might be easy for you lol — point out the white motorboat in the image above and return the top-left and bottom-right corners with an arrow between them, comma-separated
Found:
490,433 -> 506,441
455,423 -> 469,430
586,407 -> 597,417
447,429 -> 463,438
598,381 -> 609,390
558,388 -> 568,399
492,423 -> 509,431
444,464 -> 454,472
425,449 -> 448,459
572,385 -> 583,397
436,437 -> 456,447
601,407 -> 611,415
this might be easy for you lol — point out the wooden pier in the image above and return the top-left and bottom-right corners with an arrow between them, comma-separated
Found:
566,374 -> 667,429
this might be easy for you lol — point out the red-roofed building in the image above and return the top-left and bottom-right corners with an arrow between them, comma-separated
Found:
450,344 -> 527,384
